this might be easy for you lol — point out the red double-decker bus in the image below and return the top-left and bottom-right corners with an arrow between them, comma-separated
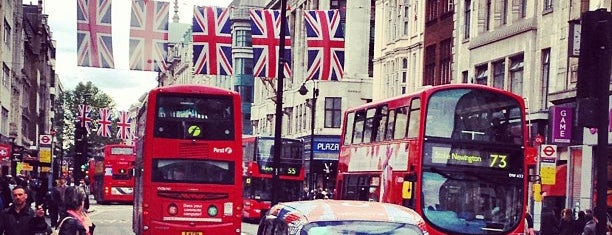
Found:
335,84 -> 529,235
241,135 -> 304,221
132,85 -> 243,235
91,144 -> 135,204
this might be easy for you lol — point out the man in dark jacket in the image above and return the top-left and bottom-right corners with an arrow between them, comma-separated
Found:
45,181 -> 62,228
0,186 -> 50,235
582,213 -> 597,235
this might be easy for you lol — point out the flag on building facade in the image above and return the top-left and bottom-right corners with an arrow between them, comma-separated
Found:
193,6 -> 233,75
129,0 -> 169,72
249,9 -> 292,78
304,10 -> 345,81
96,108 -> 113,138
76,0 -> 115,68
116,111 -> 132,140
78,104 -> 93,134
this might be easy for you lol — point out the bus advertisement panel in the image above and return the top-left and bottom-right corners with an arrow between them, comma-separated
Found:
92,144 -> 135,204
132,85 -> 243,235
242,135 -> 304,221
335,84 -> 528,235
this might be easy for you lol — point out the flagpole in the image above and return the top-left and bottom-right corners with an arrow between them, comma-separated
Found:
272,0 -> 287,207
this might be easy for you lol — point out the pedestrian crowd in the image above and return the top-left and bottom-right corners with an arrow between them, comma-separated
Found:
534,206 -> 611,235
0,174 -> 94,235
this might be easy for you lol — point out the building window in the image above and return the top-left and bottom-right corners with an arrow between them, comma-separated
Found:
464,0 -> 471,39
541,49 -> 550,108
462,71 -> 469,83
442,0 -> 454,14
501,0 -> 508,25
324,97 -> 342,128
4,19 -> 10,46
1,107 -> 7,135
427,0 -> 438,22
493,60 -> 505,89
403,4 -> 410,35
2,63 -> 9,88
402,58 -> 408,83
485,0 -> 491,31
544,0 -> 552,11
301,104 -> 307,132
510,56 -> 524,96
424,45 -> 436,85
521,0 -> 527,18
475,65 -> 488,85
234,30 -> 252,47
440,39 -> 452,84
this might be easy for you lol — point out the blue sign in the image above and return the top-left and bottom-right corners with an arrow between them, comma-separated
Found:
313,141 -> 340,153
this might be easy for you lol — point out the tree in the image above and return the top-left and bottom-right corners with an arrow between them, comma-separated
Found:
61,82 -> 123,160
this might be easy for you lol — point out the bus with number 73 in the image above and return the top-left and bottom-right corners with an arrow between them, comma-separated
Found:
335,84 -> 529,235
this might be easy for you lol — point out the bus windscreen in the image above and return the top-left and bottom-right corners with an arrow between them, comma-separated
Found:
152,159 -> 235,185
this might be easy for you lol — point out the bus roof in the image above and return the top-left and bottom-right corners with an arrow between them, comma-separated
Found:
149,84 -> 240,97
344,83 -> 524,113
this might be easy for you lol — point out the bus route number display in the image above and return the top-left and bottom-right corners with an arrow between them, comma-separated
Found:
259,165 -> 299,175
431,146 -> 508,169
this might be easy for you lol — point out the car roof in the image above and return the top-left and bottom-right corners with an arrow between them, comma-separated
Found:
269,200 -> 424,225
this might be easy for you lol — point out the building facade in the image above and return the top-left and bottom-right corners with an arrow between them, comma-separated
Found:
0,1 -> 63,179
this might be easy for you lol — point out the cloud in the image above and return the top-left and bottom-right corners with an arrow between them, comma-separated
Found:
29,0 -> 232,110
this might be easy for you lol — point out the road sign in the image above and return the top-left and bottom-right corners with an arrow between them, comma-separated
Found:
39,135 -> 52,145
541,144 -> 557,158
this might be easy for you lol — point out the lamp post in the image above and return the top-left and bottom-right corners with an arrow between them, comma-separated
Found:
9,136 -> 16,177
299,80 -> 319,191
74,93 -> 91,182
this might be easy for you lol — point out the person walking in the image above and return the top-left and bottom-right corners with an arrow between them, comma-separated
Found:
540,207 -> 560,235
57,186 -> 95,235
574,210 -> 587,235
0,186 -> 50,235
45,180 -> 62,228
525,212 -> 535,235
558,208 -> 575,235
582,213 -> 597,235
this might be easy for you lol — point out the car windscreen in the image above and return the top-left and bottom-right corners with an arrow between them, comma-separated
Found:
302,221 -> 424,235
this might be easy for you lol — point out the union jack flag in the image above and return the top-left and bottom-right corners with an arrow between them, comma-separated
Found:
193,6 -> 233,75
77,0 -> 115,68
304,10 -> 344,81
129,0 -> 169,72
116,111 -> 132,140
250,10 -> 292,78
78,104 -> 93,134
96,108 -> 113,138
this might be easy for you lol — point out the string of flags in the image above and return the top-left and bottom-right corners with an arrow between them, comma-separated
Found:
77,0 -> 345,81
78,106 -> 133,140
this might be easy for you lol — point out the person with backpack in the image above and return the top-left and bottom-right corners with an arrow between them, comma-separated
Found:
56,186 -> 95,235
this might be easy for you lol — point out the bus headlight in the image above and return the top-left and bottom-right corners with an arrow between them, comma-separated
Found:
208,205 -> 218,217
168,203 -> 179,216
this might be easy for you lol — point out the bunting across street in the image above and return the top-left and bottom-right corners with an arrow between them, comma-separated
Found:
250,9 -> 292,78
129,0 -> 170,72
116,111 -> 132,140
193,6 -> 233,75
304,10 -> 345,81
76,0 -> 115,68
96,108 -> 113,137
78,104 -> 93,134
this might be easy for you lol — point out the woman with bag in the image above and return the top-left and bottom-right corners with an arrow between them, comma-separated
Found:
56,186 -> 95,235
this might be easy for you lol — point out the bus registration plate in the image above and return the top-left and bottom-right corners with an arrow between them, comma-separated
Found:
182,232 -> 202,235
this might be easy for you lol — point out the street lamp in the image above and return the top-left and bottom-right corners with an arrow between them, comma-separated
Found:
9,136 -> 16,177
74,93 -> 91,182
299,80 -> 319,191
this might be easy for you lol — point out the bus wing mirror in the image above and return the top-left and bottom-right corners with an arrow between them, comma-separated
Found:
402,181 -> 413,200
405,172 -> 417,182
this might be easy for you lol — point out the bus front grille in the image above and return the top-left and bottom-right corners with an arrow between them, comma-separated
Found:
179,143 -> 209,157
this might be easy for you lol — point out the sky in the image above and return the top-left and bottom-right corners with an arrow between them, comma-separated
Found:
25,0 -> 233,110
